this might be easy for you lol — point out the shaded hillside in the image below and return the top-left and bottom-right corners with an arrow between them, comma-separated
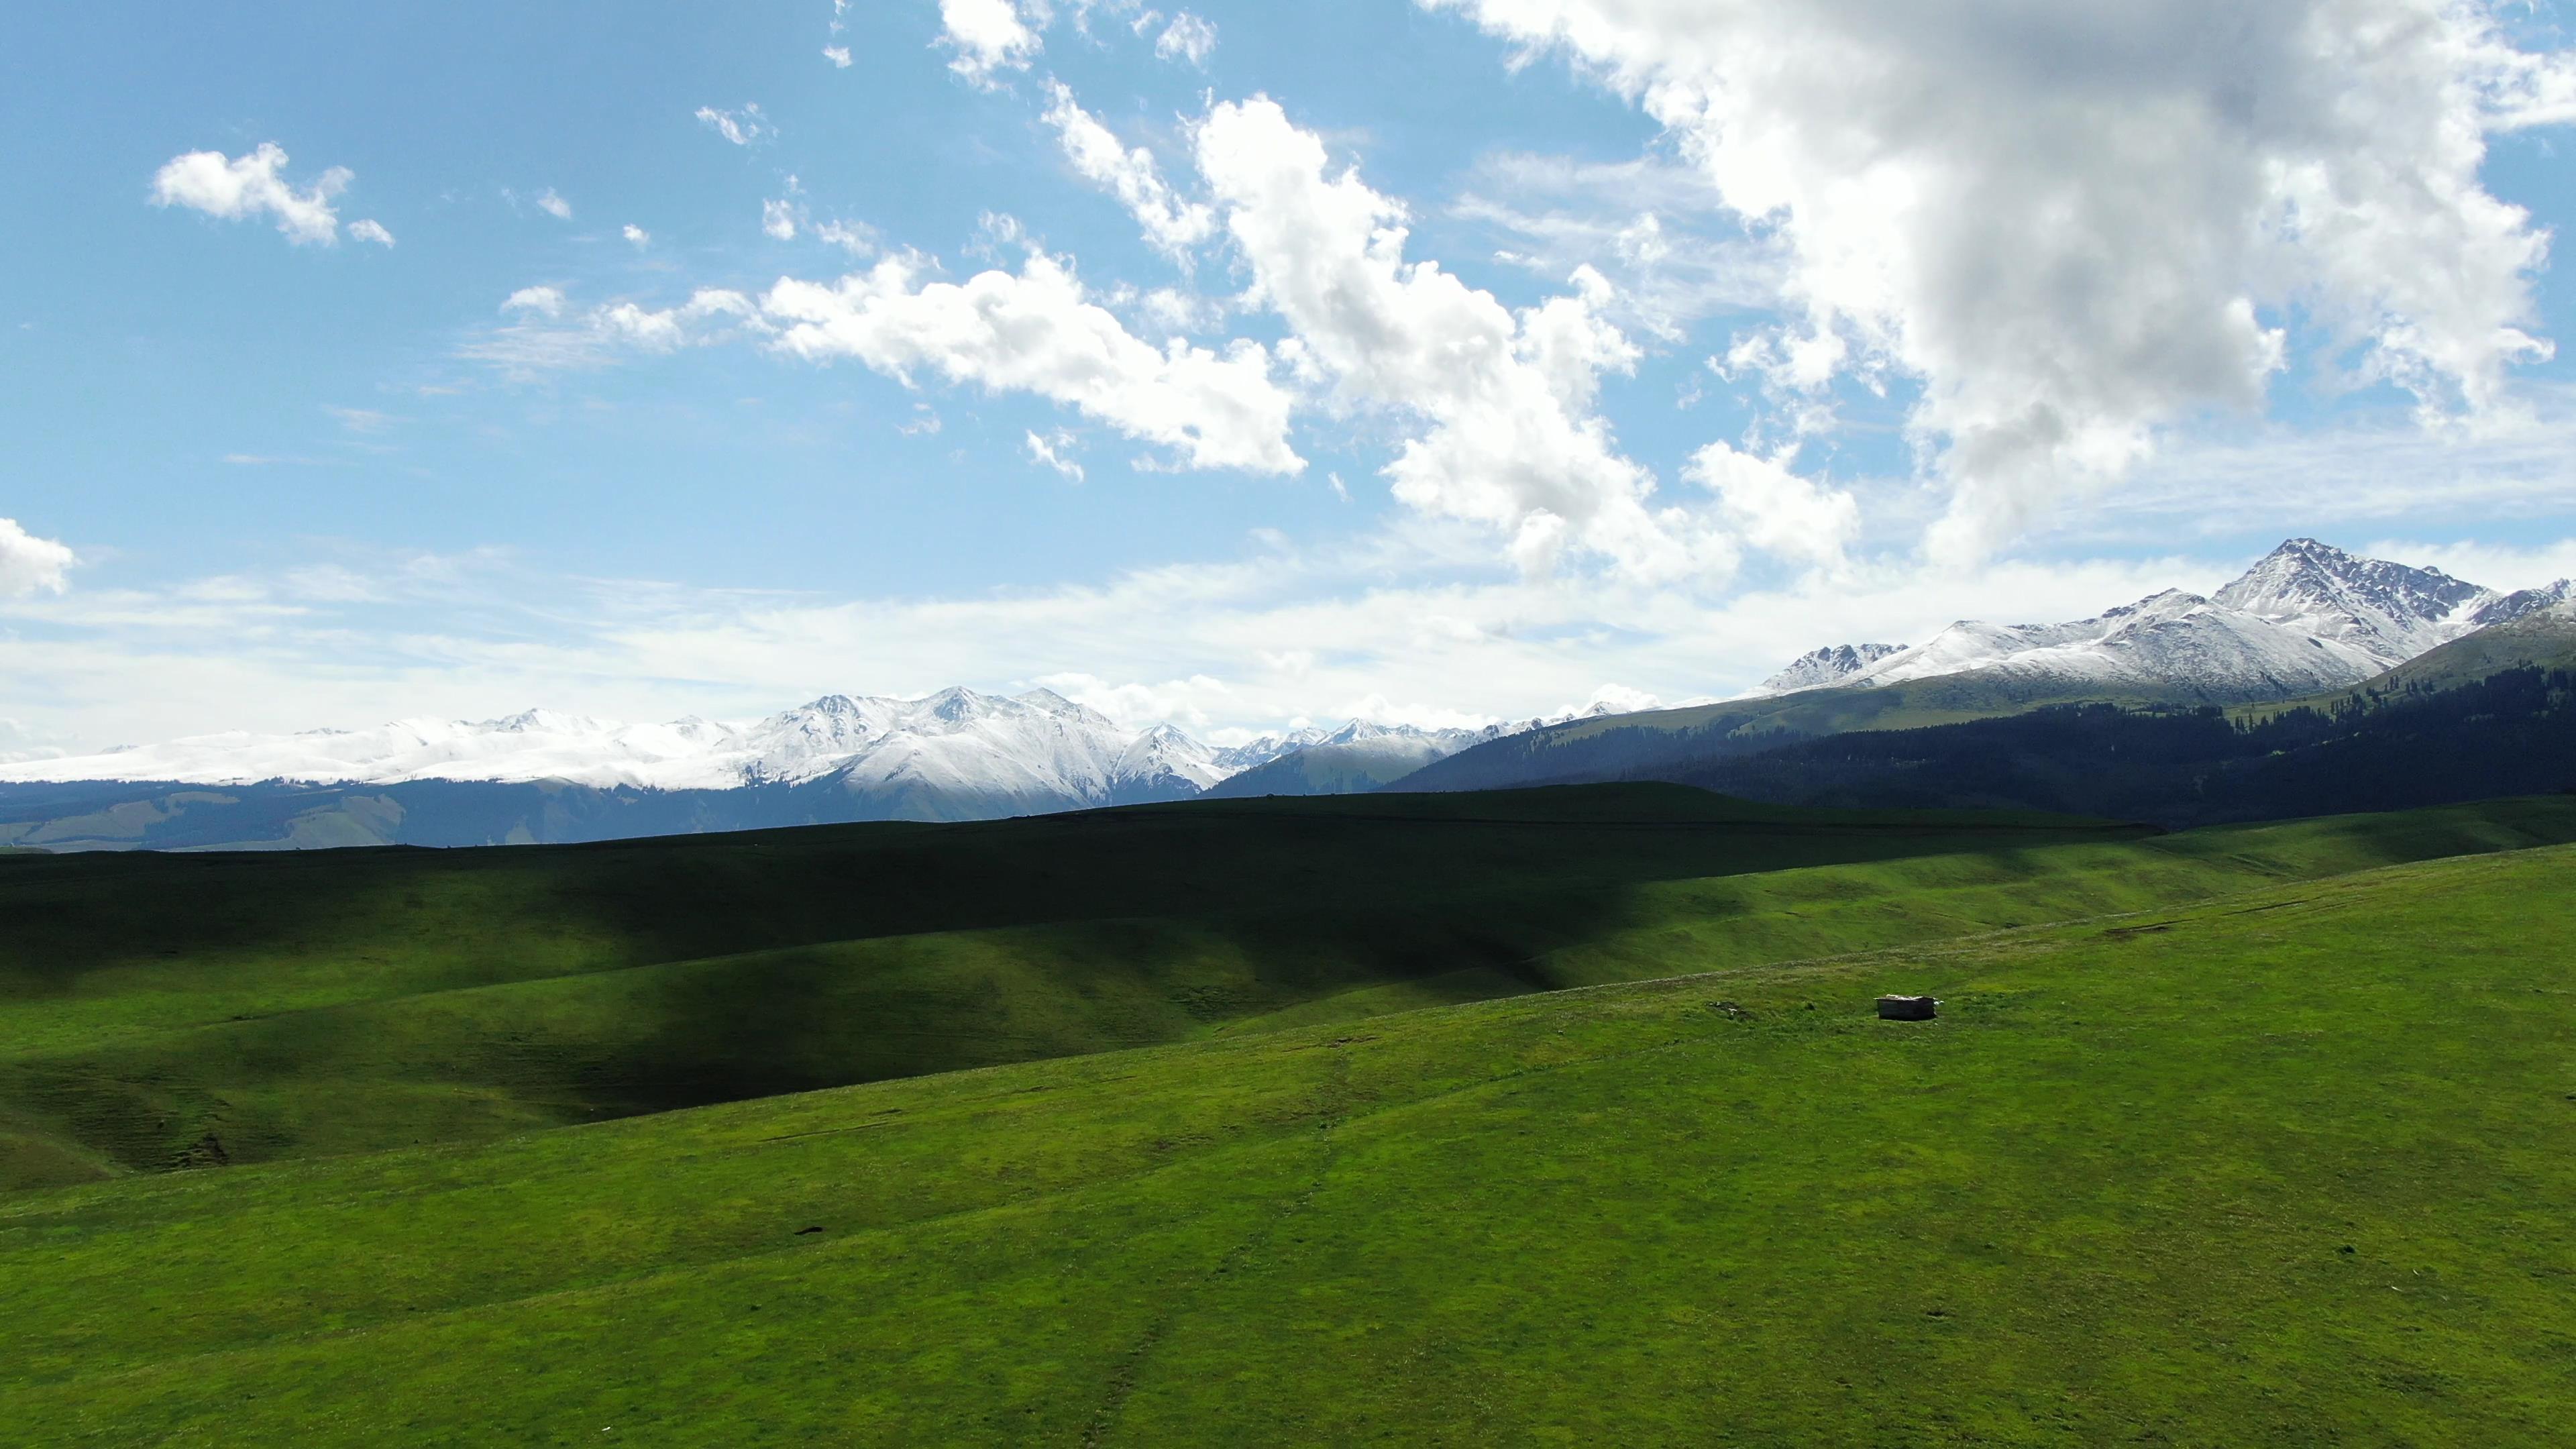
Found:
11,785 -> 2571,1185
1202,737 -> 1456,798
1664,666 -> 2576,826
0,785 -> 2164,1180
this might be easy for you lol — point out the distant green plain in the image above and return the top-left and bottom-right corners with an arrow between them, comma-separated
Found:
6,790 -> 2576,1444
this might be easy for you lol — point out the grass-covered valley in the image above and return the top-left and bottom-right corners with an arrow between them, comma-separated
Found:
7,786 -> 2576,1444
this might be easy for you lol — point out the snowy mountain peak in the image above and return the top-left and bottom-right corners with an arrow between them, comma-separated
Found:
1210,728 -> 1329,773
1748,539 -> 2524,706
1758,643 -> 1908,695
2473,579 -> 2575,627
2212,537 -> 2491,665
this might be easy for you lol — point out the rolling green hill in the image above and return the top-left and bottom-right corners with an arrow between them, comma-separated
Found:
5,789 -> 2573,1193
7,833 -> 2575,1445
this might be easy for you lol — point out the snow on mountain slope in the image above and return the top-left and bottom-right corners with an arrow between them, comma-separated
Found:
2471,579 -> 2575,628
2210,538 -> 2492,664
1757,539 -> 2513,705
1111,724 -> 1226,802
1756,643 -> 1909,695
0,687 -> 1445,814
1210,728 -> 1330,774
1846,589 -> 2387,700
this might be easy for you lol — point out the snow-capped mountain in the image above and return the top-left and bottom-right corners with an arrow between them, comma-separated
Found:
1759,643 -> 1909,694
2472,579 -> 2576,628
0,688 -> 1272,803
1752,540 -> 2520,704
0,686 -> 1534,822
2209,537 -> 2492,664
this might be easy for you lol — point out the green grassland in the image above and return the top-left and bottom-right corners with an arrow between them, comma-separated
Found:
7,827 -> 2575,1444
7,789 -> 2573,1187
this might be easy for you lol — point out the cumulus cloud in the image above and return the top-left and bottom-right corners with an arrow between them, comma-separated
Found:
623,223 -> 651,248
0,519 -> 76,596
1042,83 -> 1216,260
762,197 -> 800,241
1193,98 -> 1693,579
1688,441 -> 1858,569
694,103 -> 772,146
150,143 -> 357,246
1425,0 -> 2571,564
763,247 -> 1299,473
535,188 -> 572,220
1155,12 -> 1218,66
823,45 -> 853,68
346,219 -> 395,247
939,0 -> 1044,83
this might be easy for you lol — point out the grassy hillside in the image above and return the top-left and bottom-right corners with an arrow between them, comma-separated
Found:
0,786 -> 2155,1183
5,789 -> 2573,1191
1395,669 -> 2207,796
7,838 -> 2575,1445
1202,737 -> 1452,797
2249,604 -> 2576,714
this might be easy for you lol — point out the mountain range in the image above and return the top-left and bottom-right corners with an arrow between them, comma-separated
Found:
1741,538 -> 2565,705
3,537 -> 2567,849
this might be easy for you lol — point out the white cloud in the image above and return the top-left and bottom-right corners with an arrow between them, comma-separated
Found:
1041,83 -> 1215,260
694,103 -> 772,146
597,290 -> 762,353
1193,98 -> 1696,580
149,143 -> 354,246
1026,429 -> 1086,481
2356,536 -> 2576,593
623,223 -> 651,248
761,247 -> 1301,474
1032,671 -> 1236,731
762,197 -> 800,241
1451,152 -> 1779,339
938,0 -> 1044,84
501,286 -> 566,319
466,289 -> 765,376
346,218 -> 395,247
814,219 -> 878,255
1424,0 -> 2570,565
823,45 -> 853,67
1155,11 -> 1217,66
535,188 -> 572,220
1688,441 -> 1858,569
0,519 -> 75,597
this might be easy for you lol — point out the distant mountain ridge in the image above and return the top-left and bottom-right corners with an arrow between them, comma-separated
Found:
5,536 -> 2566,847
1739,539 -> 2540,706
0,686 -> 1591,828
1396,539 -> 2574,800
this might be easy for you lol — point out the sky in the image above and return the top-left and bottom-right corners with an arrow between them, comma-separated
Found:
5,0 -> 2575,754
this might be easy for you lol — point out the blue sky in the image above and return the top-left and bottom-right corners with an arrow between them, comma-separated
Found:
5,0 -> 2575,753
